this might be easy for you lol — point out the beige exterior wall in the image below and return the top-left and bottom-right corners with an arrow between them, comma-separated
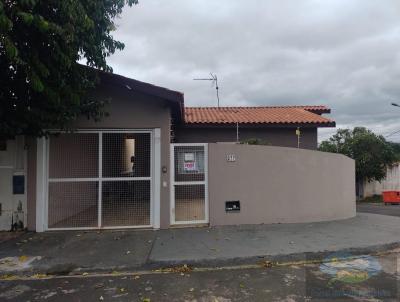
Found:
175,127 -> 318,150
26,84 -> 173,230
208,144 -> 355,226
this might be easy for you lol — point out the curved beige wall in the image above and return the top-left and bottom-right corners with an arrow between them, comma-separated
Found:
208,144 -> 355,226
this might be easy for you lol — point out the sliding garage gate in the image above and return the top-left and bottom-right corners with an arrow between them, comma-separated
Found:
47,131 -> 153,230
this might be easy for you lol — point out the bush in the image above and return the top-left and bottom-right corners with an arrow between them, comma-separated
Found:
240,138 -> 269,145
357,194 -> 383,203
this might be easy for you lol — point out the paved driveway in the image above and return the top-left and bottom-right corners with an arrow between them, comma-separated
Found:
357,202 -> 400,217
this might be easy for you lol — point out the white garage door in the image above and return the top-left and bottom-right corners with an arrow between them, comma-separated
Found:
47,131 -> 153,230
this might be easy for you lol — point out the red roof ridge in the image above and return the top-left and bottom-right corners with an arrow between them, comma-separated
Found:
183,105 -> 335,127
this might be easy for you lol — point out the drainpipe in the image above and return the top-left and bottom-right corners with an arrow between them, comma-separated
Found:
296,127 -> 301,148
236,122 -> 239,143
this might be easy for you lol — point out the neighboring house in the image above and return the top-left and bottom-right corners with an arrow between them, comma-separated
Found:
176,106 -> 334,149
0,71 -> 355,232
363,163 -> 400,197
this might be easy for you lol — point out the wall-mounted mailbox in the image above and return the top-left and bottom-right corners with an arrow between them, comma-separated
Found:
13,175 -> 25,195
225,201 -> 240,212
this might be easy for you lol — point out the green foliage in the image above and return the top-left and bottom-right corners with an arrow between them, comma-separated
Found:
357,194 -> 382,204
240,138 -> 269,145
386,141 -> 400,161
0,0 -> 138,138
319,127 -> 397,182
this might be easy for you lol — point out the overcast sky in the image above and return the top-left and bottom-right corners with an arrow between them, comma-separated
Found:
107,0 -> 400,142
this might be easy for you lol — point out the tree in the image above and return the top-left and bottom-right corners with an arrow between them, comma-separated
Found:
0,0 -> 137,138
387,141 -> 400,161
319,127 -> 397,198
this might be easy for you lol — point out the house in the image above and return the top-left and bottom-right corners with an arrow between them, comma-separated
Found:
0,71 -> 355,232
176,106 -> 335,148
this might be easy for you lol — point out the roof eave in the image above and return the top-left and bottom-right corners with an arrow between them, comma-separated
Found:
89,67 -> 185,122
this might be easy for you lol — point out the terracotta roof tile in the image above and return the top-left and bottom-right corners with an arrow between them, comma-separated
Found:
184,106 -> 334,126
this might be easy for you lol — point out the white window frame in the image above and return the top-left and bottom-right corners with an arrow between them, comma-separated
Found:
170,143 -> 209,225
36,129 -> 160,231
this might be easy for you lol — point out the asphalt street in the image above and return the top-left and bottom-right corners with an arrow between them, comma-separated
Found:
357,202 -> 400,217
0,251 -> 399,302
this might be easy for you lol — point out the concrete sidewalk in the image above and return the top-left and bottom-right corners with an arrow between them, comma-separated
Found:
1,213 -> 400,275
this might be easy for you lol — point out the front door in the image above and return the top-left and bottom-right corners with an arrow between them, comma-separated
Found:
170,143 -> 209,225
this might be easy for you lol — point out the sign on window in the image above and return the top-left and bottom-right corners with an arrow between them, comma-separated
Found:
178,151 -> 204,174
184,161 -> 196,172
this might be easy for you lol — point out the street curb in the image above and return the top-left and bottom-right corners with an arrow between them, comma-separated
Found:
144,241 -> 400,270
2,241 -> 400,278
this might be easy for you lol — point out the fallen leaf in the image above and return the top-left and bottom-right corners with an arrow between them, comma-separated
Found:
189,288 -> 194,292
260,260 -> 273,268
94,283 -> 104,289
0,274 -> 18,280
142,298 -> 151,302
82,272 -> 89,276
153,264 -> 192,274
18,255 -> 28,262
32,273 -> 48,279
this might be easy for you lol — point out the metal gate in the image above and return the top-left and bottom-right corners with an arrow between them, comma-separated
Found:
170,143 -> 208,225
46,130 -> 153,230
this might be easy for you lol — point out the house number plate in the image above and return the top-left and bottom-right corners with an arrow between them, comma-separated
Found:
226,154 -> 236,162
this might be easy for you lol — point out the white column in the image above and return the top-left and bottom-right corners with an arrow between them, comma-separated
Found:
153,128 -> 161,229
35,137 -> 47,232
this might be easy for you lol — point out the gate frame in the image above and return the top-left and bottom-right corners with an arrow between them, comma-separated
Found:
36,129 -> 161,232
170,143 -> 209,225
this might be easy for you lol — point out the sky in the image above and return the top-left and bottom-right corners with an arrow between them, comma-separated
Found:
106,0 -> 400,142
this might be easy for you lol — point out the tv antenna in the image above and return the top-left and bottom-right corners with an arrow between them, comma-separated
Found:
193,73 -> 220,107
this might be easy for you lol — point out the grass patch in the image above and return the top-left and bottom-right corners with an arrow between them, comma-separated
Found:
358,194 -> 383,203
